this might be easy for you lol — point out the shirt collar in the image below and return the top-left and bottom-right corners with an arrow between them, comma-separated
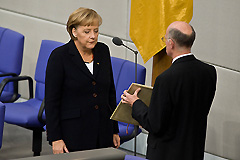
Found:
172,53 -> 193,63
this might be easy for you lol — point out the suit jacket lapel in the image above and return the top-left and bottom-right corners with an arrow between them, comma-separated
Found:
92,44 -> 103,79
68,40 -> 95,79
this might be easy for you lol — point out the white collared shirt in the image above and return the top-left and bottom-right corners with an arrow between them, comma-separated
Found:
172,53 -> 193,63
85,60 -> 94,74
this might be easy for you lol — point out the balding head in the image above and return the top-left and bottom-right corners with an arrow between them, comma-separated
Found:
166,21 -> 195,48
168,21 -> 193,35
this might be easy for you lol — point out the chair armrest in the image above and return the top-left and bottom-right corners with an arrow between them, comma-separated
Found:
0,73 -> 19,102
0,76 -> 33,100
38,97 -> 45,124
0,73 -> 18,77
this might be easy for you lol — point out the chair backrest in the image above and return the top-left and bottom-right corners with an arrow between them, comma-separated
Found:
0,27 -> 24,94
111,56 -> 146,140
34,40 -> 64,101
0,102 -> 5,149
111,57 -> 146,104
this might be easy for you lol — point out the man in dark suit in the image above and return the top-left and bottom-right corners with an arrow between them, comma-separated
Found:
122,21 -> 217,160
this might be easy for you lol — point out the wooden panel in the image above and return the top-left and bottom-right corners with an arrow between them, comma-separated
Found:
151,48 -> 172,86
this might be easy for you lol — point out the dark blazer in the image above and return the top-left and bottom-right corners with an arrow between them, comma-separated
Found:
45,40 -> 119,151
132,55 -> 217,160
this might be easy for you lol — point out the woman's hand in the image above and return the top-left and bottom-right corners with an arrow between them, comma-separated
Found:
52,139 -> 69,154
113,134 -> 120,148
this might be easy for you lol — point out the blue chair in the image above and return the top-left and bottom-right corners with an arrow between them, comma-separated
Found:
0,27 -> 24,102
2,40 -> 64,156
110,57 -> 146,144
125,155 -> 148,160
0,102 -> 5,149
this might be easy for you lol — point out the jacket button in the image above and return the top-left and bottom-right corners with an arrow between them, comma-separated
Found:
92,81 -> 96,85
93,93 -> 97,97
95,105 -> 99,109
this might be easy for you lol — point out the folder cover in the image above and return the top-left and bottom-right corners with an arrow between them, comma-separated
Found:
110,83 -> 153,125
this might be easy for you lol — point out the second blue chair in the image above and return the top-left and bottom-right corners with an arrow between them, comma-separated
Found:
2,40 -> 64,156
110,57 -> 146,144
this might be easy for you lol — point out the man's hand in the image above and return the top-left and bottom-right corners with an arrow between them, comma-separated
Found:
121,88 -> 141,107
52,139 -> 69,154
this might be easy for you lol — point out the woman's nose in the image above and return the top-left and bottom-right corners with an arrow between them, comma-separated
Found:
90,31 -> 96,39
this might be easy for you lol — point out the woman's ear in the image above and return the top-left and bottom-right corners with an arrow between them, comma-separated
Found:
72,28 -> 77,38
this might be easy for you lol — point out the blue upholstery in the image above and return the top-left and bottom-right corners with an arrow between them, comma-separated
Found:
0,27 -> 24,102
111,57 -> 146,104
110,57 -> 146,144
125,155 -> 148,160
118,121 -> 141,142
5,99 -> 43,127
4,40 -> 64,156
0,102 -> 5,149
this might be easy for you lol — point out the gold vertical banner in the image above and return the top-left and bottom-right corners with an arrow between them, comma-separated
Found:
130,0 -> 193,63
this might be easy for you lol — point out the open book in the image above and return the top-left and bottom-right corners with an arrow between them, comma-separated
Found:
110,83 -> 153,125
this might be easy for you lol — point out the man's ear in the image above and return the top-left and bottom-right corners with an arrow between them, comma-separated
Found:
169,39 -> 174,48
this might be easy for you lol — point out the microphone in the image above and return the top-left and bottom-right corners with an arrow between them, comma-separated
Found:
112,37 -> 138,54
112,37 -> 123,46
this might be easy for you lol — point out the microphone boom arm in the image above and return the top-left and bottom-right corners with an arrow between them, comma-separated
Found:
122,44 -> 138,55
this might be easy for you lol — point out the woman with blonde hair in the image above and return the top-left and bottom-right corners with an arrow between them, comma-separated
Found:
45,7 -> 120,154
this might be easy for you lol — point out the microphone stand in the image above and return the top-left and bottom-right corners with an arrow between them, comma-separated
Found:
112,37 -> 139,156
122,43 -> 138,156
133,50 -> 138,156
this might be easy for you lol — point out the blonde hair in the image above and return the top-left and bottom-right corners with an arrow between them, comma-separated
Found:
66,7 -> 102,40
